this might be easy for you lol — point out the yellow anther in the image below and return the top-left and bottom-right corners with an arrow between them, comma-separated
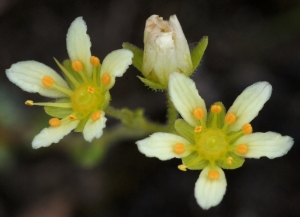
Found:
49,118 -> 61,127
193,107 -> 204,120
178,164 -> 187,172
225,113 -> 236,125
42,76 -> 54,88
227,157 -> 233,165
91,110 -> 101,121
25,100 -> 34,106
72,60 -> 84,72
101,73 -> 111,85
194,126 -> 202,133
174,143 -> 185,154
242,123 -> 252,134
69,114 -> 77,121
90,56 -> 100,66
208,170 -> 220,180
211,105 -> 222,114
236,144 -> 248,155
87,86 -> 95,94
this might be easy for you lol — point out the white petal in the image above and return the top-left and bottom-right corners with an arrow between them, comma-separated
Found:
32,120 -> 79,149
6,61 -> 71,98
100,49 -> 133,90
136,132 -> 192,160
227,82 -> 272,131
194,166 -> 227,210
235,132 -> 293,159
169,72 -> 206,127
83,112 -> 107,142
66,17 -> 92,78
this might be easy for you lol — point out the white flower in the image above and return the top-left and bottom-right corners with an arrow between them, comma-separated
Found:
136,72 -> 293,209
142,15 -> 193,86
6,17 -> 133,148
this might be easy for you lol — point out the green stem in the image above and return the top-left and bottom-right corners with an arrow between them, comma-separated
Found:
166,92 -> 178,132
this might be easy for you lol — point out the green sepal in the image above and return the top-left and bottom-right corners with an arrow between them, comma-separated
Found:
182,152 -> 208,170
122,42 -> 143,73
137,76 -> 166,91
206,102 -> 226,128
217,152 -> 245,169
44,99 -> 73,118
74,116 -> 89,132
174,119 -> 194,144
62,59 -> 83,88
189,36 -> 208,75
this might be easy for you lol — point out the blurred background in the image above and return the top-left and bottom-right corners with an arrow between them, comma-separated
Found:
0,0 -> 299,216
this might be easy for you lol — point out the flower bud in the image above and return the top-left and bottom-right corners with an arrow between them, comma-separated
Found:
142,15 -> 193,86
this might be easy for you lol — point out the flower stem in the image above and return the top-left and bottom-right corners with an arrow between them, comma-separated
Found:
166,92 -> 178,133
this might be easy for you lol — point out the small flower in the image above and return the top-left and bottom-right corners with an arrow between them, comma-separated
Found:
142,14 -> 192,86
123,14 -> 208,90
136,72 -> 293,209
6,17 -> 133,148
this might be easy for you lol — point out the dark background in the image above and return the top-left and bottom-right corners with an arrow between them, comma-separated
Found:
0,0 -> 299,216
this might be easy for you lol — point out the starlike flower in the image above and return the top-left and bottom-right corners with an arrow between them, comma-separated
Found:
136,72 -> 293,209
6,17 -> 133,149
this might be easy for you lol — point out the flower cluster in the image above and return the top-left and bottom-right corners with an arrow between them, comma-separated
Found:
137,72 -> 293,209
6,17 -> 133,148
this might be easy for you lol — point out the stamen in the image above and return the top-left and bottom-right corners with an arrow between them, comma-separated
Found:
211,105 -> 222,113
69,114 -> 77,121
194,126 -> 202,133
242,123 -> 252,134
208,169 -> 220,180
236,144 -> 248,155
101,74 -> 111,85
90,56 -> 100,66
178,164 -> 187,172
72,60 -> 84,72
174,143 -> 185,154
91,110 -> 101,121
49,118 -> 61,127
88,86 -> 95,94
25,100 -> 34,106
193,107 -> 204,120
225,113 -> 236,125
226,157 -> 233,165
42,76 -> 54,88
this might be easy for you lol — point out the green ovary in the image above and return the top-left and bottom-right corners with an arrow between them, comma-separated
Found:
71,83 -> 103,119
196,128 -> 228,161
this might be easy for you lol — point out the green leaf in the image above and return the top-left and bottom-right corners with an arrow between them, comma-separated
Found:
217,152 -> 245,169
190,36 -> 208,75
122,42 -> 143,72
174,119 -> 194,144
44,99 -> 73,118
137,76 -> 166,91
182,152 -> 208,170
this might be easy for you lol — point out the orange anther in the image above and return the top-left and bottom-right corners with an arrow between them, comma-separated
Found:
69,114 -> 77,121
91,110 -> 101,121
42,76 -> 54,88
174,143 -> 185,154
25,100 -> 34,106
49,118 -> 61,127
242,123 -> 252,134
178,164 -> 187,172
225,113 -> 236,125
101,73 -> 111,85
194,126 -> 202,133
193,107 -> 204,120
87,86 -> 95,94
211,105 -> 222,114
72,60 -> 83,71
208,170 -> 220,180
227,157 -> 233,165
236,144 -> 248,155
90,56 -> 100,66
